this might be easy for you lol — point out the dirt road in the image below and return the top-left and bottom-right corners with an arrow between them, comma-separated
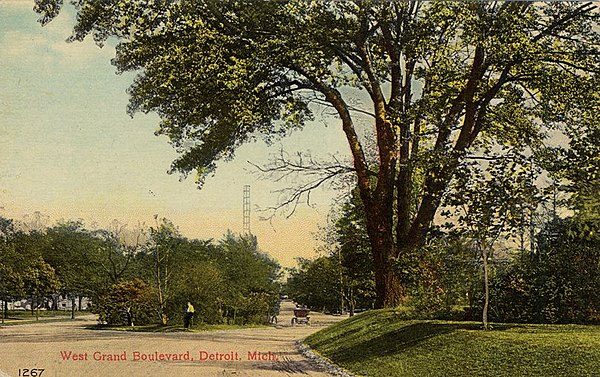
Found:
0,301 -> 346,377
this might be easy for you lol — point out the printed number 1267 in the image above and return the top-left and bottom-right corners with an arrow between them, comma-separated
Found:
18,369 -> 45,377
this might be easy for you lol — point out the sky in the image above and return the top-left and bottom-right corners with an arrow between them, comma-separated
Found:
0,0 -> 355,267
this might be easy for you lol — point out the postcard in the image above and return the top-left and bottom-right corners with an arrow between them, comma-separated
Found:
2,2 -> 599,377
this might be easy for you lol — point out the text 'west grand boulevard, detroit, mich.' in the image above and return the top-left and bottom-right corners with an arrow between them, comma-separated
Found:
59,350 -> 280,363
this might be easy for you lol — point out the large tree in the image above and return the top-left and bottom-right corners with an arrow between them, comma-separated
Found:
36,1 -> 599,307
42,222 -> 105,318
143,217 -> 182,325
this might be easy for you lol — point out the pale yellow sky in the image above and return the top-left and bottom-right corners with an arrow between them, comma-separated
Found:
0,1 -> 352,267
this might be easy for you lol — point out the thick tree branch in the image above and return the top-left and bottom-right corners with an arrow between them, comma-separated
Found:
380,22 -> 402,106
290,64 -> 373,201
433,45 -> 486,153
332,46 -> 374,98
408,45 -> 487,246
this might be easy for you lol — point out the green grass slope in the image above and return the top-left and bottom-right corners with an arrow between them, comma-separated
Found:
304,310 -> 600,377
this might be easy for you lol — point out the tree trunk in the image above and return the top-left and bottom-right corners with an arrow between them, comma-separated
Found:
35,297 -> 39,321
371,233 -> 404,308
374,265 -> 404,308
1,300 -> 4,324
366,199 -> 406,308
71,297 -> 76,320
349,287 -> 355,317
482,246 -> 490,331
154,265 -> 167,325
338,251 -> 345,314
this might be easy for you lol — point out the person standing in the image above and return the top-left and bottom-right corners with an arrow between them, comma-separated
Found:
124,306 -> 134,327
184,302 -> 195,329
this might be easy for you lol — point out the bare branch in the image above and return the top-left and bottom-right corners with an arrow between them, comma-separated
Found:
307,96 -> 376,119
248,149 -> 359,219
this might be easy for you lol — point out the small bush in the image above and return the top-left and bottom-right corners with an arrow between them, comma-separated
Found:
92,278 -> 156,326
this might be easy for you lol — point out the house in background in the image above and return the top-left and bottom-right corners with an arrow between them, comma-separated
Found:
3,295 -> 90,311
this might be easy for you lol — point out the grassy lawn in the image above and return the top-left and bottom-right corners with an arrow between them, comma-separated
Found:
4,310 -> 74,318
304,309 -> 600,377
1,310 -> 77,325
1,311 -> 268,332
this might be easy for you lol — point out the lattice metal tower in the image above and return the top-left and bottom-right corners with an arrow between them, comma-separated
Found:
243,185 -> 251,234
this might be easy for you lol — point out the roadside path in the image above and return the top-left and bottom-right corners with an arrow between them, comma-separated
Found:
0,300 -> 346,377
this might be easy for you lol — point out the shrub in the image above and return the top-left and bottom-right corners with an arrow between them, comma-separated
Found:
92,278 -> 156,325
491,218 -> 600,324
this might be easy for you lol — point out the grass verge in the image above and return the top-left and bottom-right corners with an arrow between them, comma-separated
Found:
3,310 -> 74,318
87,323 -> 267,333
1,310 -> 78,325
304,309 -> 600,377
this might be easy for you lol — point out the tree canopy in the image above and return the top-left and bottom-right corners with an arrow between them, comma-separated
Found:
35,0 -> 600,307
0,214 -> 281,326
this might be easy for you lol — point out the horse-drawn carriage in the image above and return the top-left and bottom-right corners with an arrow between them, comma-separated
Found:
291,307 -> 310,326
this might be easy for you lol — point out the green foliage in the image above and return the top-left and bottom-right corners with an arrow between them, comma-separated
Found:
142,218 -> 182,324
215,232 -> 281,324
42,222 -> 105,299
92,278 -> 155,326
0,263 -> 24,303
92,228 -> 137,284
21,256 -> 60,312
0,218 -> 24,302
542,116 -> 600,239
405,237 -> 480,318
22,256 -> 59,297
287,257 -> 341,313
163,232 -> 281,325
333,189 -> 377,311
305,310 -> 600,377
443,149 -> 540,328
491,217 -> 600,324
168,259 -> 225,324
0,218 -> 138,317
445,150 -> 540,242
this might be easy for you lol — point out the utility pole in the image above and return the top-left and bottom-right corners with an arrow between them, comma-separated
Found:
243,185 -> 251,234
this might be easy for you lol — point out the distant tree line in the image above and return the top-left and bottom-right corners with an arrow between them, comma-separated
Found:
287,188 -> 376,315
0,217 -> 280,326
